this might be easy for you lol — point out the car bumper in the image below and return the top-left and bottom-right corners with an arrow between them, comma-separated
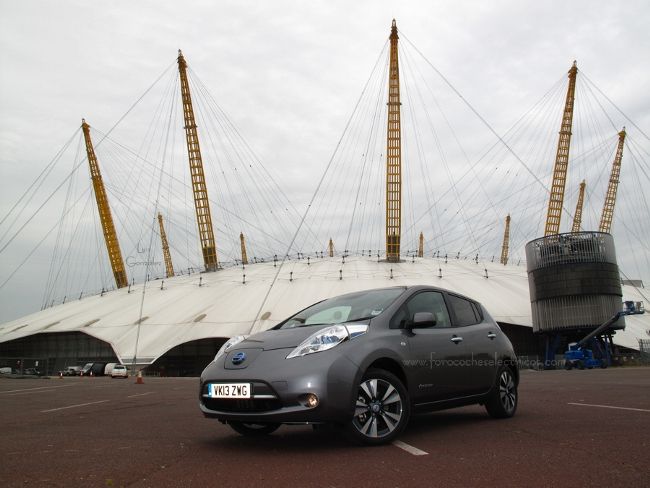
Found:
199,348 -> 359,424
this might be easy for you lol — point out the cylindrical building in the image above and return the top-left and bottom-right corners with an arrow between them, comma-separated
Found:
526,232 -> 624,333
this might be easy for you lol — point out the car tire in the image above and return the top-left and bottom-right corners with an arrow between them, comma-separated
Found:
485,366 -> 518,419
228,422 -> 280,436
346,368 -> 410,445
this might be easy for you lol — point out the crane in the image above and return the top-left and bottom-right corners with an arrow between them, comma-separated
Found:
157,213 -> 174,278
178,50 -> 219,272
599,128 -> 626,233
544,61 -> 578,236
81,120 -> 128,289
385,19 -> 403,262
571,180 -> 586,233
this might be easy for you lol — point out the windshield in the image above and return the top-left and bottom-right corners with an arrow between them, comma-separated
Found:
278,287 -> 406,329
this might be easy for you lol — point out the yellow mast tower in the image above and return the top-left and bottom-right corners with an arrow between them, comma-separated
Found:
500,214 -> 511,265
240,232 -> 249,265
178,50 -> 219,272
571,180 -> 586,233
158,213 -> 175,278
544,61 -> 578,236
385,19 -> 403,262
328,238 -> 334,258
599,128 -> 626,233
81,120 -> 128,289
418,232 -> 424,258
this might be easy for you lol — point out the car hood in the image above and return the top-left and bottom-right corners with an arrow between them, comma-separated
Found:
236,326 -> 331,351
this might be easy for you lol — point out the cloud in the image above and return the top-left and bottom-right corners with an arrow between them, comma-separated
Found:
1,0 -> 649,322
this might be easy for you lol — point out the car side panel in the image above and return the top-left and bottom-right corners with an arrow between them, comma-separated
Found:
453,320 -> 500,395
405,327 -> 468,402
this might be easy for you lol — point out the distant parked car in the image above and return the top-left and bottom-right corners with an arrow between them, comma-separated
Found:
0,367 -> 14,375
64,366 -> 82,376
24,368 -> 41,376
111,364 -> 129,379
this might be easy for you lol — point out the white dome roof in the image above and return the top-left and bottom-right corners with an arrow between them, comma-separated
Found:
1,256 -> 647,364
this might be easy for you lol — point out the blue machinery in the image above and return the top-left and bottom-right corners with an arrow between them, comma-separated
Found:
559,301 -> 645,370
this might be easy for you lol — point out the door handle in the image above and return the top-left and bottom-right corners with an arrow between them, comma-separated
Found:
450,336 -> 463,344
487,332 -> 497,340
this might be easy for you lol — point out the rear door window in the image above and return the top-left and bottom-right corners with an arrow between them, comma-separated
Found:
448,295 -> 481,326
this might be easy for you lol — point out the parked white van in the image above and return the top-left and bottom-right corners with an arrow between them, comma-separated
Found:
104,363 -> 117,375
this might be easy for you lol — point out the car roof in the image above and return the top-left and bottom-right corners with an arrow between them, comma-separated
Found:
404,285 -> 483,305
327,285 -> 482,305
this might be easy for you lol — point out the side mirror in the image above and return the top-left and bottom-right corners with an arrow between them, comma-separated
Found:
411,312 -> 436,328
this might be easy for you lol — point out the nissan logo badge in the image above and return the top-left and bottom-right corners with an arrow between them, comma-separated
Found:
232,351 -> 247,365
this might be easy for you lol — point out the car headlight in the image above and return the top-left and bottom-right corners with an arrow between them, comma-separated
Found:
286,324 -> 368,359
214,335 -> 247,362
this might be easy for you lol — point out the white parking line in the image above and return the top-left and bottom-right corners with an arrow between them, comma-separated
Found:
9,386 -> 81,396
1,384 -> 77,394
568,402 -> 650,413
127,392 -> 153,398
41,400 -> 109,413
392,440 -> 429,456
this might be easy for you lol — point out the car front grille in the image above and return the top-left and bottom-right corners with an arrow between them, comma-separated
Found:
202,397 -> 283,413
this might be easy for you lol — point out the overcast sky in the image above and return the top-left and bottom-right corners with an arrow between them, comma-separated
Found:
1,0 -> 649,323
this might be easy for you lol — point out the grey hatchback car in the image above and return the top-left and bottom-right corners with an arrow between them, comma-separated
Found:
199,285 -> 519,444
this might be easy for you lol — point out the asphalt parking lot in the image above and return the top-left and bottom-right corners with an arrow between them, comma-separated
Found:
1,367 -> 648,487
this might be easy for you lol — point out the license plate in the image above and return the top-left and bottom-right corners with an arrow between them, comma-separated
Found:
209,383 -> 251,399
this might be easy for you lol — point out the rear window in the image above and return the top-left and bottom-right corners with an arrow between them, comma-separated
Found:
448,295 -> 482,326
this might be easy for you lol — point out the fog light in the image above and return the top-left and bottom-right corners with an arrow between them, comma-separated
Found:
305,393 -> 319,408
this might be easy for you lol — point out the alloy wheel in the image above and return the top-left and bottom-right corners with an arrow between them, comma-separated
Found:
352,378 -> 404,439
499,370 -> 516,413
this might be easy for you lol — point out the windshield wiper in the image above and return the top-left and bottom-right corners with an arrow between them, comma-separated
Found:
295,317 -> 374,328
344,316 -> 375,323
